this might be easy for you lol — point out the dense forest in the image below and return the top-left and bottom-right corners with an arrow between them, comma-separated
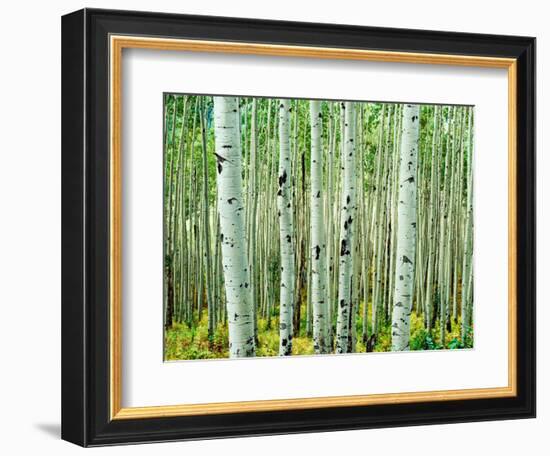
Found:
163,95 -> 474,360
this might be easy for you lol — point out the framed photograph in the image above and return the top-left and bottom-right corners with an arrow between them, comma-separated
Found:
61,8 -> 535,447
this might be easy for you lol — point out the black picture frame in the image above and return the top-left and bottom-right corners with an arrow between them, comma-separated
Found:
62,8 -> 536,447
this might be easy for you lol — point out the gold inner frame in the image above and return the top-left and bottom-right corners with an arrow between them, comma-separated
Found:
109,35 -> 518,420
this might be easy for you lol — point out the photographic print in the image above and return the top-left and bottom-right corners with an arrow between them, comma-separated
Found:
163,95 -> 474,360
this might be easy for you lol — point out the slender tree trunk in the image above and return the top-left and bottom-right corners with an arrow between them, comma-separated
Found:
247,99 -> 259,343
277,99 -> 295,355
164,96 -> 178,329
391,104 -> 420,351
452,109 -> 466,323
461,108 -> 474,340
386,108 -> 401,321
309,100 -> 328,354
199,99 -> 215,343
371,106 -> 390,338
173,96 -> 189,323
424,106 -> 440,331
336,102 -> 356,353
213,96 -> 255,358
360,105 -> 372,347
438,107 -> 454,345
326,103 -> 337,349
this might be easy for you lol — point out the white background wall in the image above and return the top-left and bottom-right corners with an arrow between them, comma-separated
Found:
0,0 -> 545,453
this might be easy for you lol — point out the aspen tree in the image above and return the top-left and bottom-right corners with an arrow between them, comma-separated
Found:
310,100 -> 328,353
423,106 -> 440,331
336,102 -> 356,353
199,99 -> 215,342
326,103 -> 337,348
370,105 -> 388,338
164,96 -> 179,329
213,96 -> 255,358
437,107 -> 454,344
391,104 -> 420,351
247,99 -> 259,341
277,99 -> 295,355
461,108 -> 474,340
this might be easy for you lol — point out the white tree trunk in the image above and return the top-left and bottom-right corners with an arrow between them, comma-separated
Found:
391,104 -> 420,351
213,96 -> 255,358
424,106 -> 440,330
309,100 -> 328,354
461,108 -> 474,340
336,102 -> 356,353
278,99 -> 295,356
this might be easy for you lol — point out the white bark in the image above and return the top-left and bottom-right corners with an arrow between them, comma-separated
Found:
199,100 -> 215,340
309,100 -> 328,354
213,96 -> 255,358
247,99 -> 259,341
438,107 -> 454,345
391,104 -> 420,351
336,102 -> 356,353
461,108 -> 474,340
370,105 -> 387,338
424,106 -> 440,330
278,99 -> 295,356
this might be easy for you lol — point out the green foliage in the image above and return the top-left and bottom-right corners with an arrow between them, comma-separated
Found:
165,302 -> 474,360
165,305 -> 316,360
448,337 -> 463,350
410,329 -> 440,350
461,326 -> 474,348
409,315 -> 474,351
164,316 -> 229,360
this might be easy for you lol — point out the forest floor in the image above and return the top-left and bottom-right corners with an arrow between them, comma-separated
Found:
164,302 -> 473,360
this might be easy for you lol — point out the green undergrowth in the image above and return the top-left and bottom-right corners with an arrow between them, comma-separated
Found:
164,302 -> 473,361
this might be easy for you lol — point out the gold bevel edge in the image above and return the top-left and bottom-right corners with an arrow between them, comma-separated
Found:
110,36 -> 123,420
508,62 -> 518,396
112,35 -> 515,68
113,386 -> 515,419
109,35 -> 518,420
